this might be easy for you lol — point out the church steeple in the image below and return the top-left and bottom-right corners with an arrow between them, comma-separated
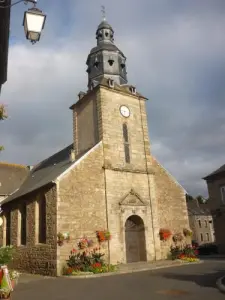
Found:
86,13 -> 128,90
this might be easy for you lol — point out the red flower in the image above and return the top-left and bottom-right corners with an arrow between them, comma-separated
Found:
92,262 -> 102,269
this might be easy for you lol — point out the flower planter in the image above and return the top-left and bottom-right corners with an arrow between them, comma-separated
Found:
57,232 -> 70,246
173,233 -> 184,243
183,228 -> 192,237
96,231 -> 111,243
159,229 -> 172,241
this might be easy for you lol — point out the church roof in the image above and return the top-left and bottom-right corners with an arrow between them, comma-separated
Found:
0,162 -> 29,196
97,20 -> 114,31
89,43 -> 123,56
187,200 -> 211,216
203,163 -> 225,180
1,144 -> 92,205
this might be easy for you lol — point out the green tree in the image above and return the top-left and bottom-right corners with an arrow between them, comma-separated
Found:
0,104 -> 7,151
186,194 -> 194,202
196,195 -> 207,204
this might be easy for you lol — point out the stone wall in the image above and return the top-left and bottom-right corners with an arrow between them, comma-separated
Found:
97,86 -> 152,173
0,185 -> 57,276
207,176 -> 225,210
152,158 -> 191,258
57,142 -> 107,275
105,169 -> 160,264
72,92 -> 99,155
206,175 -> 225,253
0,196 -> 6,203
189,214 -> 215,245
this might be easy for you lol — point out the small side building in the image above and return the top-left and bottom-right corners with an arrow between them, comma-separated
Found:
0,162 -> 29,202
187,199 -> 215,246
203,164 -> 225,253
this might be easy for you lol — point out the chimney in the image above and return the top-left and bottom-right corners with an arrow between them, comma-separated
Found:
78,91 -> 86,100
70,149 -> 76,163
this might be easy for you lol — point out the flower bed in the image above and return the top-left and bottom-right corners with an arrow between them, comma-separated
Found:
63,246 -> 117,276
170,245 -> 199,262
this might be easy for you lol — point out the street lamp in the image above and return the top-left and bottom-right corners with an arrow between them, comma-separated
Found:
23,6 -> 46,44
0,0 -> 46,44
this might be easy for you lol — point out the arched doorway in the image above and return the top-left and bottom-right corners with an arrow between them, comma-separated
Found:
125,215 -> 147,263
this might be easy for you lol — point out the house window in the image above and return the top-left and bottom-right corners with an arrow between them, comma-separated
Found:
220,186 -> 225,204
123,123 -> 130,164
20,204 -> 27,245
198,220 -> 201,228
200,233 -> 203,242
38,198 -> 47,244
206,233 -> 209,242
205,220 -> 207,228
6,211 -> 11,246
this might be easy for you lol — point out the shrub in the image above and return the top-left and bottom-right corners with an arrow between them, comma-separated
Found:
0,246 -> 15,265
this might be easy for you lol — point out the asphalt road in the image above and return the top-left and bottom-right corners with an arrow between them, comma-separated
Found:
12,259 -> 225,300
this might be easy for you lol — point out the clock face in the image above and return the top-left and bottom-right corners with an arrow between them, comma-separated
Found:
120,105 -> 130,118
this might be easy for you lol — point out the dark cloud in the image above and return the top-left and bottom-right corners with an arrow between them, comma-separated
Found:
1,0 -> 225,197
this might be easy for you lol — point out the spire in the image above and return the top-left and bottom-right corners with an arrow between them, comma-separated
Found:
101,5 -> 106,21
86,11 -> 128,90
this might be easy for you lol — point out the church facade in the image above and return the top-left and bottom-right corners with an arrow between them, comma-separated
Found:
0,19 -> 190,276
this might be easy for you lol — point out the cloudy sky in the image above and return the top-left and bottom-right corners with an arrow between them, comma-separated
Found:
1,0 -> 225,197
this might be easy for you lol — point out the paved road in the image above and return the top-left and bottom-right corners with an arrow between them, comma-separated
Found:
12,259 -> 225,300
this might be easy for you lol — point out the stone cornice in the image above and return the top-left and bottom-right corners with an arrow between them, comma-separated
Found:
102,164 -> 155,175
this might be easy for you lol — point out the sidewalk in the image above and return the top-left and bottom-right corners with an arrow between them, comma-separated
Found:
117,259 -> 201,274
217,275 -> 225,294
62,259 -> 202,279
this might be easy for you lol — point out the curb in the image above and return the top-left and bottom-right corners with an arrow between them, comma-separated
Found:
216,276 -> 225,294
61,260 -> 203,279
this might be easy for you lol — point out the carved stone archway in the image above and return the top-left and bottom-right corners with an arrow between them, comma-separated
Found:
125,215 -> 147,263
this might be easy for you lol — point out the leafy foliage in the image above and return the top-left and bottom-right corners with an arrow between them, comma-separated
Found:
170,244 -> 198,260
0,246 -> 15,265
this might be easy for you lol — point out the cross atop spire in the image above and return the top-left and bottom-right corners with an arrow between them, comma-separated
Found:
101,5 -> 106,21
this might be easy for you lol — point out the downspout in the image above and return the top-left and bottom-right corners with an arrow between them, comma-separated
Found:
52,180 -> 60,276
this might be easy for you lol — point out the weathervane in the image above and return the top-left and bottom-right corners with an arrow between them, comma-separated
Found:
101,5 -> 106,21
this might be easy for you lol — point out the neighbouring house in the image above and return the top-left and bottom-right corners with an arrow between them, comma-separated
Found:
0,0 -> 11,94
203,164 -> 225,253
0,162 -> 29,202
187,199 -> 215,246
0,18 -> 191,276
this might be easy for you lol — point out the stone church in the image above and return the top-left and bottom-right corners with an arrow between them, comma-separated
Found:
0,19 -> 190,276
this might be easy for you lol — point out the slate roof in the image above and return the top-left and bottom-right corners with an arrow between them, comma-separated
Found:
97,20 -> 114,31
203,164 -> 225,180
187,200 -> 211,216
70,78 -> 147,111
0,162 -> 29,196
2,144 -> 91,205
90,43 -> 123,56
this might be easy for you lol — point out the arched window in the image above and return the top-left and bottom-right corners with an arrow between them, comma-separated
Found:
122,123 -> 130,163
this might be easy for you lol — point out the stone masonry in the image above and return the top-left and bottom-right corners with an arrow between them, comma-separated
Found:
0,19 -> 191,276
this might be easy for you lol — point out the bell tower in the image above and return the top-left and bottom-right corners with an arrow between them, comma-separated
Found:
86,13 -> 128,90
